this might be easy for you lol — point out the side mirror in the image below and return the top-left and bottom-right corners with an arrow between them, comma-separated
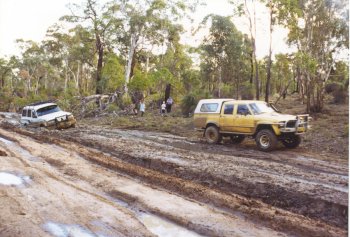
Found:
269,103 -> 281,113
32,111 -> 37,118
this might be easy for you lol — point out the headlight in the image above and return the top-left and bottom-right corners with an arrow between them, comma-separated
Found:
278,122 -> 286,128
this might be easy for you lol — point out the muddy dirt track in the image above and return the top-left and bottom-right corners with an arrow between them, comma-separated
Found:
0,122 -> 347,237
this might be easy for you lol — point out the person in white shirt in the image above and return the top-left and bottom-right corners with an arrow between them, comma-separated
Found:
161,101 -> 166,116
139,100 -> 145,117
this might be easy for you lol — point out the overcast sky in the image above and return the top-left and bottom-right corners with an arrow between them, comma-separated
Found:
0,0 -> 291,59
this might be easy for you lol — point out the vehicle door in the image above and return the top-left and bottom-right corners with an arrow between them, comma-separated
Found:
219,102 -> 235,132
30,110 -> 41,123
232,103 -> 255,133
20,109 -> 29,124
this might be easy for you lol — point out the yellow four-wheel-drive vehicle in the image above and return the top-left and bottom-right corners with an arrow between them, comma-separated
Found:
194,99 -> 311,151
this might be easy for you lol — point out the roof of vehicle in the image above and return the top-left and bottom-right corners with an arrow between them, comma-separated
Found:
194,99 -> 269,114
195,99 -> 234,114
197,98 -> 235,104
23,102 -> 58,110
233,100 -> 266,103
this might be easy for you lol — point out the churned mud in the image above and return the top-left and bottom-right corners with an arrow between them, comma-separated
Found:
0,120 -> 347,237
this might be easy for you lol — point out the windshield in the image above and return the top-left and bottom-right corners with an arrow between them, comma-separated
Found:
36,105 -> 61,117
249,103 -> 275,115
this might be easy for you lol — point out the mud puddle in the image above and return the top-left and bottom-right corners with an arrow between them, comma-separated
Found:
138,212 -> 203,237
249,166 -> 348,193
109,195 -> 204,237
0,136 -> 40,161
284,174 -> 348,193
0,172 -> 30,186
43,221 -> 108,237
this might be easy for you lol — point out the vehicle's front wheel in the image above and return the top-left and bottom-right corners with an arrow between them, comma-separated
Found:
230,135 -> 245,144
205,126 -> 222,144
281,135 -> 301,148
255,129 -> 277,151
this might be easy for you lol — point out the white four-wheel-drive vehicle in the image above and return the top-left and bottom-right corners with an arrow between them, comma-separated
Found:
20,101 -> 76,129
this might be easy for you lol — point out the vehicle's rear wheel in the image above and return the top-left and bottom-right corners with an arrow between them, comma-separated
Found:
281,135 -> 301,148
255,129 -> 277,151
205,126 -> 222,144
230,135 -> 245,144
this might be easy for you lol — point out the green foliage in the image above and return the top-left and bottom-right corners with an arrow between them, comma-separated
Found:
128,68 -> 151,92
10,92 -> 49,110
199,14 -> 250,98
180,94 -> 198,116
180,89 -> 214,116
0,0 -> 347,117
271,54 -> 293,95
240,82 -> 254,100
101,53 -> 124,93
106,103 -> 119,113
220,83 -> 234,98
294,52 -> 318,76
147,67 -> 184,102
122,93 -> 132,107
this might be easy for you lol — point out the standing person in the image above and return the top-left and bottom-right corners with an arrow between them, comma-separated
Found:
139,100 -> 145,117
166,97 -> 173,113
132,101 -> 138,115
161,101 -> 166,116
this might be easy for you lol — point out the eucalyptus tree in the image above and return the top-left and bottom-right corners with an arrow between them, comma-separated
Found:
264,0 -> 278,102
199,15 -> 249,98
229,0 -> 260,99
44,24 -> 96,94
0,58 -> 13,89
60,0 -> 123,94
156,24 -> 195,100
272,54 -> 293,96
15,40 -> 48,96
115,0 -> 200,96
276,0 -> 348,112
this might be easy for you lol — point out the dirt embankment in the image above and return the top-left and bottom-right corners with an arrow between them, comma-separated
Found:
0,122 -> 347,237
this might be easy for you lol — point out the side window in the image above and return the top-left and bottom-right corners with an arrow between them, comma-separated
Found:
22,109 -> 27,117
28,110 -> 32,118
200,103 -> 218,112
224,104 -> 234,115
237,104 -> 251,115
32,110 -> 37,118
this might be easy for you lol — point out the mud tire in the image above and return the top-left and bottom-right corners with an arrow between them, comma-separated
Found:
230,135 -> 245,144
282,135 -> 301,148
205,126 -> 222,144
255,129 -> 277,151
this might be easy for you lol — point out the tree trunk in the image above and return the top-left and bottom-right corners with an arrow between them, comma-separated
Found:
64,64 -> 69,92
165,84 -> 171,102
96,34 -> 104,95
1,73 -> 5,88
249,51 -> 254,84
306,74 -> 311,113
124,33 -> 137,94
254,59 -> 260,100
265,2 -> 273,103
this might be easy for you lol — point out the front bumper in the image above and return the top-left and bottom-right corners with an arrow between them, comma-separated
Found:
277,114 -> 311,135
56,118 -> 76,129
46,116 -> 76,129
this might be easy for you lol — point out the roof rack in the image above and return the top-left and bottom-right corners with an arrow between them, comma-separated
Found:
27,100 -> 57,107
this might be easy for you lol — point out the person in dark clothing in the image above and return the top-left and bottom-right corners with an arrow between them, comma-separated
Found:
166,97 -> 173,113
